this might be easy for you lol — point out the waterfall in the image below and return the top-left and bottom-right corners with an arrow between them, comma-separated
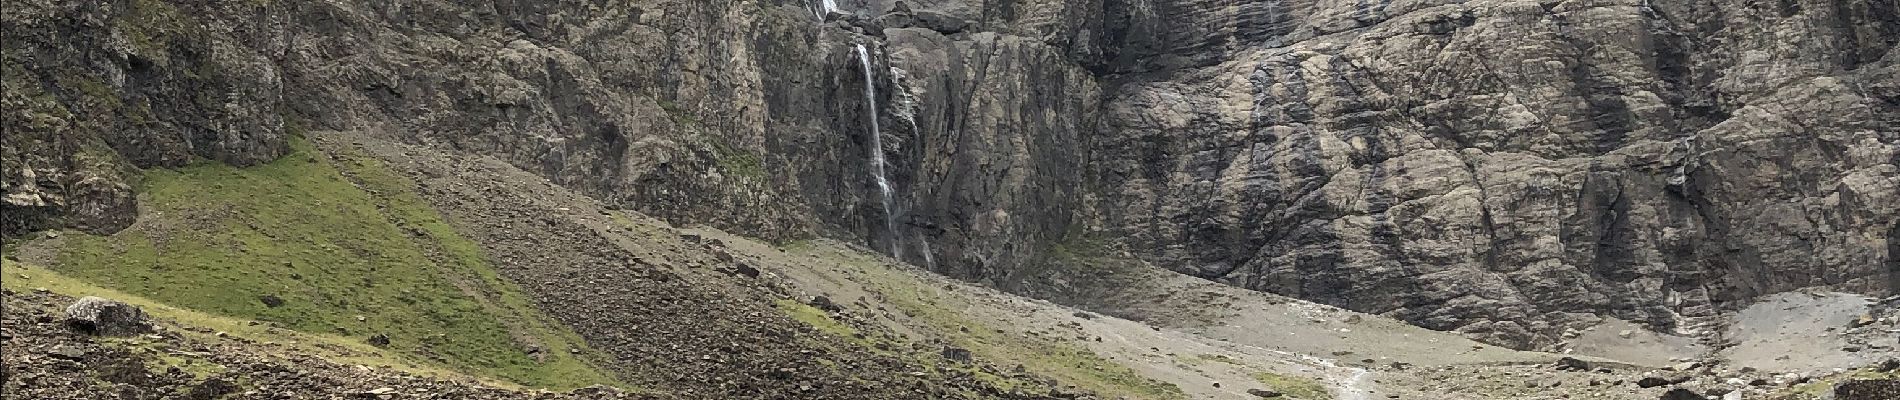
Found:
855,43 -> 899,259
814,0 -> 838,17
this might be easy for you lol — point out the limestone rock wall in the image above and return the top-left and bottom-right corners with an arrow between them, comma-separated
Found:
4,0 -> 1896,349
1085,0 -> 1900,347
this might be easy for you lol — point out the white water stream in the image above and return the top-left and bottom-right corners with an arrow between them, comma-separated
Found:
854,44 -> 899,258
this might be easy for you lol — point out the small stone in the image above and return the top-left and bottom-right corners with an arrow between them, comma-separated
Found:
46,345 -> 87,360
1852,313 -> 1876,328
358,387 -> 398,399
1247,388 -> 1283,397
1637,376 -> 1683,388
808,296 -> 840,312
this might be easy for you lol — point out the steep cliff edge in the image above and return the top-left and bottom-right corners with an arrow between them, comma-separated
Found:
5,0 -> 1898,351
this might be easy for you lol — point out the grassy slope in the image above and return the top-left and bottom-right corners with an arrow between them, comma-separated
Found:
773,242 -> 1189,399
40,138 -> 619,389
1251,371 -> 1331,399
1,259 -> 496,385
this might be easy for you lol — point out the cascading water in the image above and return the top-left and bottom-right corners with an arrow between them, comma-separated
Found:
855,44 -> 899,258
812,0 -> 837,18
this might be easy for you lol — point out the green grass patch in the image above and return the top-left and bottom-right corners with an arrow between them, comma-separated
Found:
1252,371 -> 1331,400
43,137 -> 620,390
98,335 -> 236,391
708,139 -> 765,180
773,298 -> 858,339
2,259 -> 493,385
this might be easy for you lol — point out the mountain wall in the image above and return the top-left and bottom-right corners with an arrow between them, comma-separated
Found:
4,0 -> 1897,348
1079,0 -> 1900,347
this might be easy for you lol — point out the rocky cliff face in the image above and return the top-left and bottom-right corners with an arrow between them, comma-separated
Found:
1081,0 -> 1900,347
4,0 -> 1897,349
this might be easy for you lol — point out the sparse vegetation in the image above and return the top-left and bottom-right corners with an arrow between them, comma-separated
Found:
1252,371 -> 1331,400
1193,353 -> 1247,366
802,246 -> 1188,399
773,299 -> 858,339
1,259 -> 500,385
655,99 -> 700,126
1776,367 -> 1900,399
115,0 -> 195,61
42,137 -> 621,390
1046,234 -> 1111,262
708,139 -> 765,180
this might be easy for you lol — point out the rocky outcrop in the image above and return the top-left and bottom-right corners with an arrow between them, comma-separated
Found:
2,0 -> 289,235
1836,379 -> 1900,400
4,0 -> 1896,350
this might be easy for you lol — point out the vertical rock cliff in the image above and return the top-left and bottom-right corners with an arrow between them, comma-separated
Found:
1080,0 -> 1899,347
5,0 -> 1897,348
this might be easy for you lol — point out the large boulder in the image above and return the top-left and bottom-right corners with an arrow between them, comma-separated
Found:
1554,357 -> 1593,371
1659,388 -> 1706,400
1636,374 -> 1691,388
64,296 -> 152,336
